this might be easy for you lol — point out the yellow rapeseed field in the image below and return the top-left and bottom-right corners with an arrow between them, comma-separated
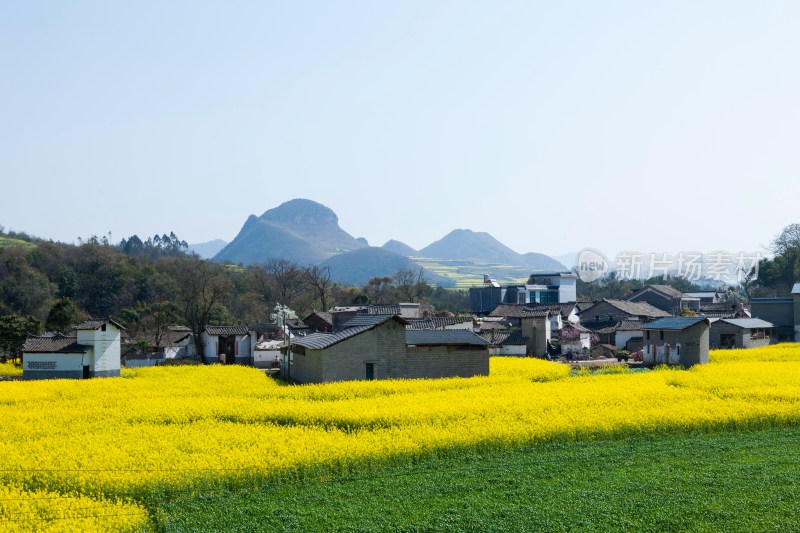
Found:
2,344 -> 800,530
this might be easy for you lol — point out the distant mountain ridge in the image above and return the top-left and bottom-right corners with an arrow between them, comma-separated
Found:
420,229 -> 566,271
214,199 -> 367,265
214,199 -> 565,282
382,239 -> 418,257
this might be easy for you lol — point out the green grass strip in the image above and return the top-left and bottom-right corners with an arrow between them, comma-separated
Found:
157,426 -> 800,532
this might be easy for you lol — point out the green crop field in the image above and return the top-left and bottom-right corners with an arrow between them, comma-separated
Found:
411,257 -> 531,288
157,426 -> 800,531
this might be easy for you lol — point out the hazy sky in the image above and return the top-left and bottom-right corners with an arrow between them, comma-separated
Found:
2,1 -> 798,259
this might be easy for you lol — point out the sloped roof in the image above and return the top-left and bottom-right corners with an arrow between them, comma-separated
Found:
575,302 -> 596,312
406,330 -> 490,346
719,318 -> 775,329
489,304 -> 550,319
292,315 -> 409,350
479,330 -> 526,346
529,302 -> 577,318
305,311 -> 333,325
75,318 -> 126,331
406,317 -> 473,330
291,325 -> 373,350
364,305 -> 402,315
649,285 -> 685,298
203,325 -> 250,336
616,320 -> 644,331
642,317 -> 708,331
23,335 -> 91,354
343,314 -> 409,329
792,283 -> 800,295
580,299 -> 671,318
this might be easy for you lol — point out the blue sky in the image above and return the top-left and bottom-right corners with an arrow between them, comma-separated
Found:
1,1 -> 798,259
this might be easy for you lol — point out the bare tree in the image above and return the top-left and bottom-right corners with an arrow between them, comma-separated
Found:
303,265 -> 333,311
393,267 -> 429,303
168,257 -> 233,363
363,276 -> 394,304
771,223 -> 800,256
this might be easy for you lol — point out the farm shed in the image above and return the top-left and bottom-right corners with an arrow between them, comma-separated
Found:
709,318 -> 775,349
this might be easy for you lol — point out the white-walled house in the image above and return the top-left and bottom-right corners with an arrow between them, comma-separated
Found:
23,319 -> 123,380
201,325 -> 252,364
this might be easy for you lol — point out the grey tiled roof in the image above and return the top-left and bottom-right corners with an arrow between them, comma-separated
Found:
479,330 -> 525,346
646,285 -> 684,298
365,305 -> 402,315
489,304 -> 550,319
642,317 -> 708,331
204,325 -> 250,336
529,302 -> 577,318
343,314 -> 409,329
23,335 -> 91,354
406,330 -> 490,346
406,317 -> 473,330
306,311 -> 333,325
580,299 -> 671,318
75,318 -> 126,331
291,325 -> 373,350
616,320 -> 644,331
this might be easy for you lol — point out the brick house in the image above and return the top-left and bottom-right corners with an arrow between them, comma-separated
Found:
578,299 -> 670,330
489,304 -> 552,357
627,285 -> 700,314
642,317 -> 710,367
286,315 -> 489,383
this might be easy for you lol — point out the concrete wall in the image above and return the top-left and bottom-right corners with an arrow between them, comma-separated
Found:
23,353 -> 85,380
406,345 -> 489,378
77,325 -> 121,375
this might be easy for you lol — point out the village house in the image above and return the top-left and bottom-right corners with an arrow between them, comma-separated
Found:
641,317 -> 710,367
22,319 -> 123,380
594,320 -> 645,351
201,325 -> 252,365
578,299 -> 670,330
302,311 -> 333,333
123,326 -> 194,368
285,315 -> 489,384
488,304 -> 552,357
469,272 -> 578,314
480,330 -> 527,356
406,316 -> 474,330
749,283 -> 800,342
627,285 -> 701,314
709,318 -> 775,349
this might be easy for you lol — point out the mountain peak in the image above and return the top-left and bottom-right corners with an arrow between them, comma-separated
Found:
261,199 -> 338,226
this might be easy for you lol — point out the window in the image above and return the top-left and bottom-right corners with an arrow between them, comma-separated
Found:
660,331 -> 664,341
539,291 -> 559,304
365,362 -> 375,380
101,324 -> 106,332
